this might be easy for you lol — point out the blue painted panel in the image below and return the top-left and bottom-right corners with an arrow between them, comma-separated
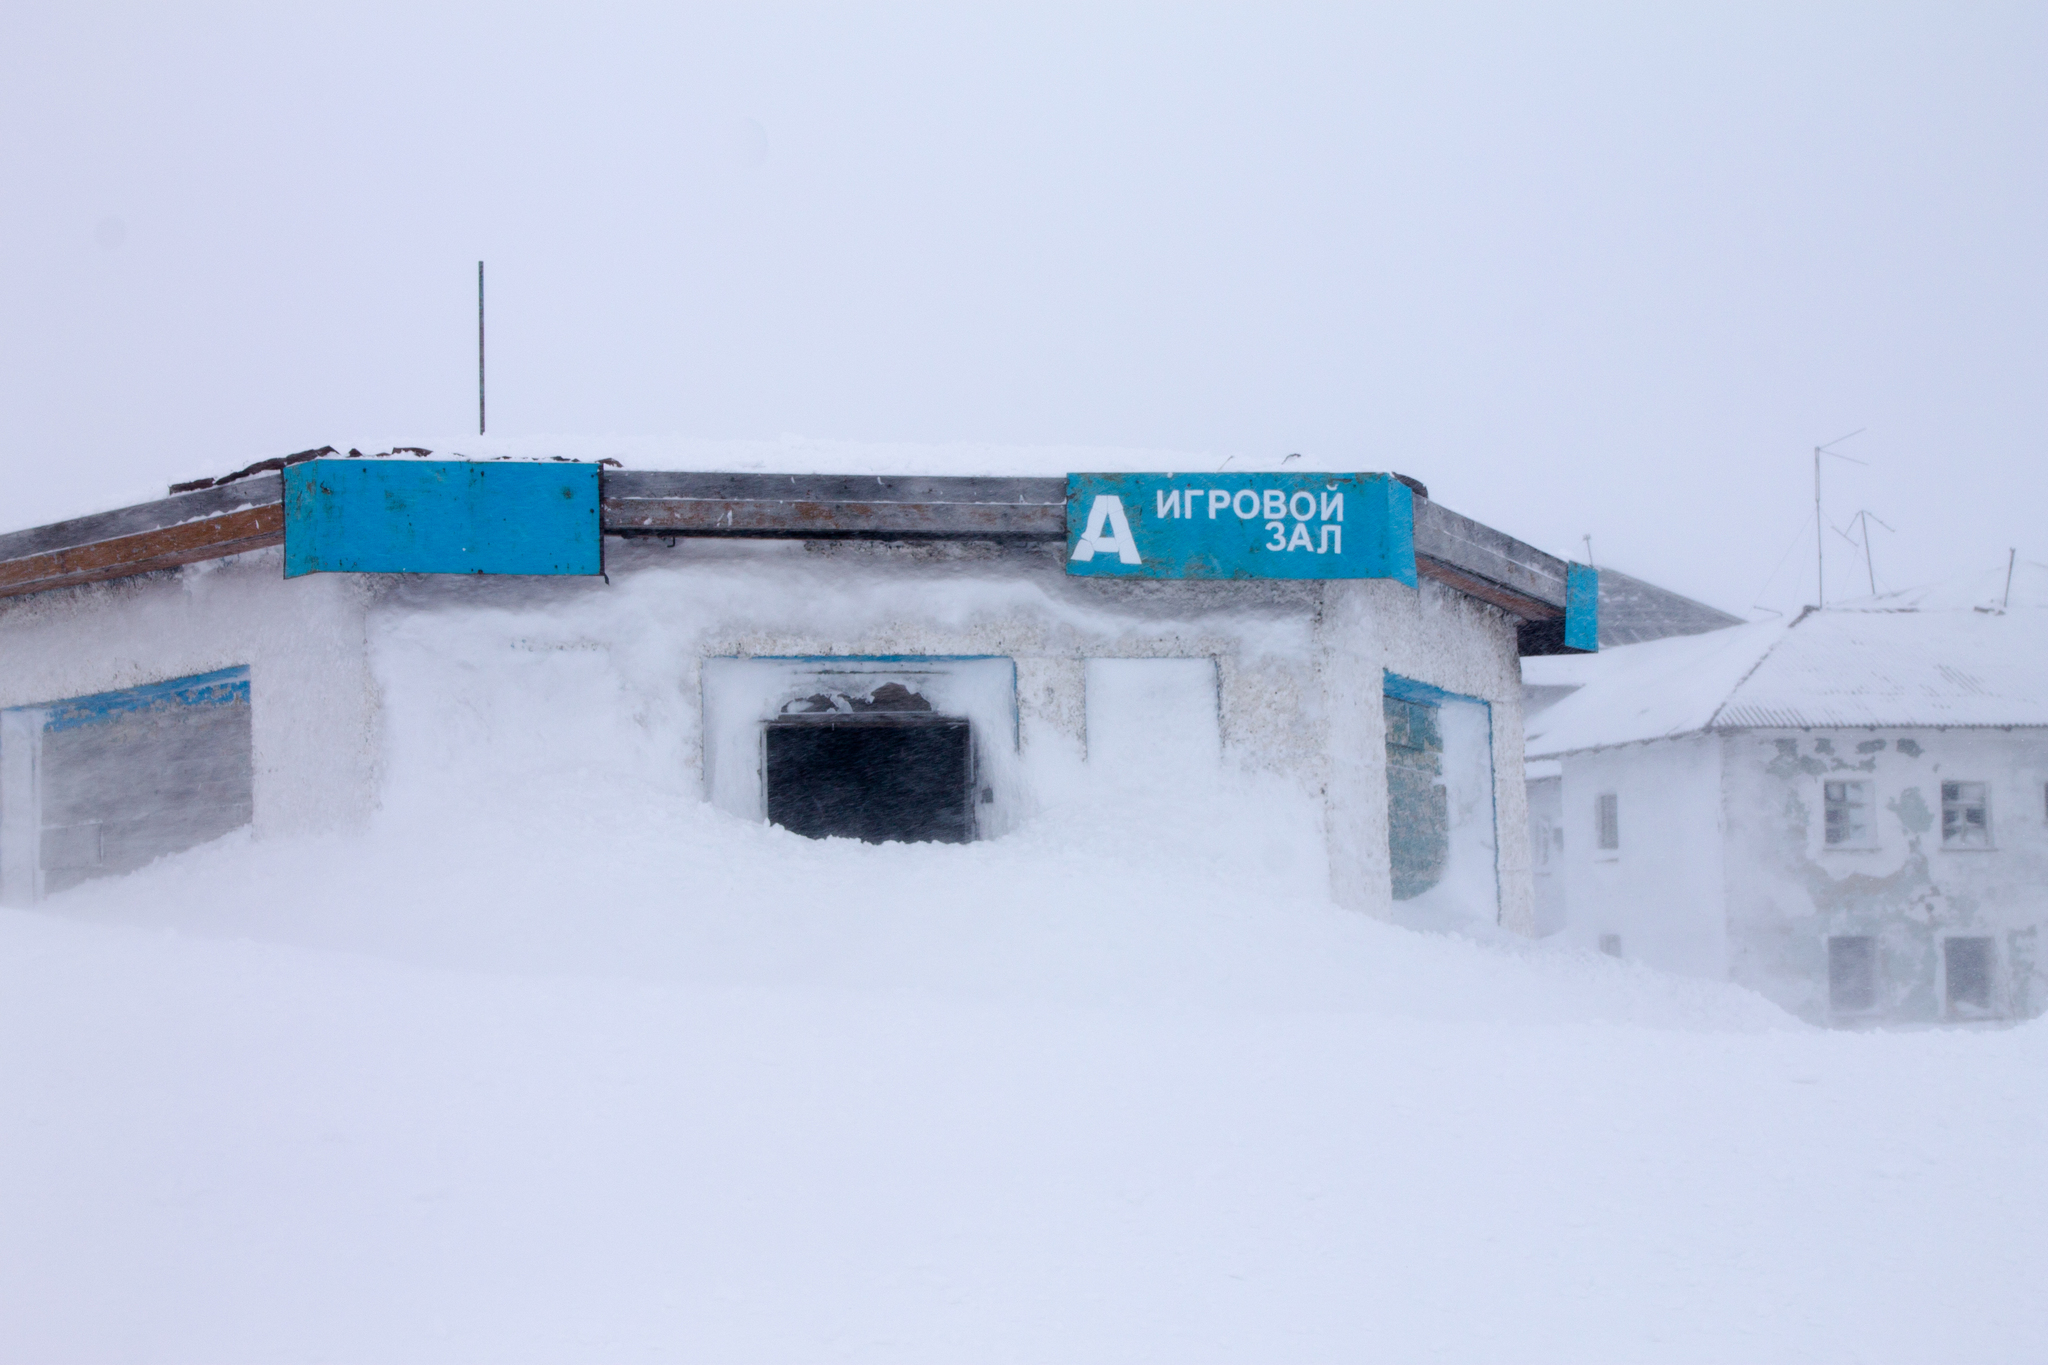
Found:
1382,670 -> 1489,709
1565,563 -> 1599,652
18,666 -> 251,733
1065,472 -> 1416,583
283,460 -> 601,578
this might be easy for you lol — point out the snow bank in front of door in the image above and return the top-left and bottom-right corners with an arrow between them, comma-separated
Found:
4,545 -> 2045,1364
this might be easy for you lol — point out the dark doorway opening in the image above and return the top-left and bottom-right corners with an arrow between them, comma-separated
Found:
764,717 -> 974,844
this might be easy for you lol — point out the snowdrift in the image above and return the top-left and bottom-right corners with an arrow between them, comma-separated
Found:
3,576 -> 2044,1363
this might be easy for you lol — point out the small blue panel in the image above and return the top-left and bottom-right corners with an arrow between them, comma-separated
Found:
22,666 -> 251,733
1065,473 -> 1416,583
1382,670 -> 1489,709
284,460 -> 601,578
1565,563 -> 1599,652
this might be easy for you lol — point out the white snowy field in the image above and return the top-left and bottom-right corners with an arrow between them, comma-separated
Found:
5,773 -> 2044,1364
4,590 -> 2045,1363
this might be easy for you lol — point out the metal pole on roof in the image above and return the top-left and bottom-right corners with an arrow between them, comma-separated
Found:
2004,548 -> 2017,609
478,261 -> 487,435
1812,429 -> 1867,608
1813,445 -> 1822,606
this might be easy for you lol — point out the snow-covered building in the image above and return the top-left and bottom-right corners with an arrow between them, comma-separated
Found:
1524,567 -> 2048,1024
0,446 -> 1596,931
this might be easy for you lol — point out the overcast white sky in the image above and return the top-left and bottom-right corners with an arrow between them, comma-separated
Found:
3,3 -> 2042,616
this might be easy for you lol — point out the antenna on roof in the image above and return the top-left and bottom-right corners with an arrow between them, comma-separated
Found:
477,261 -> 487,435
2004,548 -> 2017,609
1812,429 -> 1865,606
1836,509 -> 1894,596
1582,534 -> 1594,567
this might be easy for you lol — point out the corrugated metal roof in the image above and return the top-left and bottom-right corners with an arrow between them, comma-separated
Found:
1524,604 -> 2048,756
1594,567 -> 1745,645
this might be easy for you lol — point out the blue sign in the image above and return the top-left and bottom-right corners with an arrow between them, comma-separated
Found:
1565,563 -> 1599,651
1065,472 -> 1416,583
284,460 -> 601,578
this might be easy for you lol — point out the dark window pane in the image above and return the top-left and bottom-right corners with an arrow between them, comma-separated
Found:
1945,937 -> 1994,1012
764,718 -> 974,845
1384,695 -> 1447,899
1829,936 -> 1877,1013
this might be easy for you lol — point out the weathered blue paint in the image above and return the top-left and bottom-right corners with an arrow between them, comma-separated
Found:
14,666 -> 251,733
283,460 -> 601,578
1382,671 -> 1486,708
1565,563 -> 1600,652
1064,472 -> 1417,583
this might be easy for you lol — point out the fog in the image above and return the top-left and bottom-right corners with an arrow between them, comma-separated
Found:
4,3 -> 2044,614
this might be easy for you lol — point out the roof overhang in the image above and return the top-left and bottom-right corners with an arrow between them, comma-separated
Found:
0,464 -> 1588,656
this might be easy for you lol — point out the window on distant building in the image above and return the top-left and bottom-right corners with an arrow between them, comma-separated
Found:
1945,937 -> 1995,1015
1595,793 -> 1619,851
1828,936 -> 1878,1014
1824,780 -> 1872,847
1941,782 -> 1990,848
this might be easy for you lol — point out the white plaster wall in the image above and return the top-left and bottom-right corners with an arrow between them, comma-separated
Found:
0,535 -> 1532,928
1320,577 -> 1530,931
0,550 -> 381,855
1526,774 -> 1565,935
367,540 -> 1525,925
1719,727 -> 2048,1023
1555,735 -> 1728,977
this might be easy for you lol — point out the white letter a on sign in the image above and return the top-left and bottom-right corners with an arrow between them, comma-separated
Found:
1070,494 -> 1143,565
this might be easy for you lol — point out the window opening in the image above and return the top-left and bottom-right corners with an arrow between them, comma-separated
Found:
1383,694 -> 1448,899
1944,937 -> 1995,1015
1941,782 -> 1989,847
763,683 -> 974,844
1,667 -> 252,904
1824,780 -> 1871,846
1828,936 -> 1878,1014
1595,792 -> 1619,851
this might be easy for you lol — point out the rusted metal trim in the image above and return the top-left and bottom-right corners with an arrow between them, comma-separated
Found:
601,496 -> 1065,540
602,471 -> 1067,541
0,503 -> 284,600
1415,553 -> 1562,622
1411,498 -> 1569,610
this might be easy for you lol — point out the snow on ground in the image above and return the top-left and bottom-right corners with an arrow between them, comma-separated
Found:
4,589 -> 2046,1362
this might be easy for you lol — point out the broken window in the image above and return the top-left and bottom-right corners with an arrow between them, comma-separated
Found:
1944,937 -> 1995,1015
700,657 -> 1017,841
763,683 -> 975,844
0,667 -> 253,903
1941,781 -> 1990,847
1595,792 -> 1619,851
1824,780 -> 1871,846
1828,936 -> 1878,1014
1383,694 -> 1448,900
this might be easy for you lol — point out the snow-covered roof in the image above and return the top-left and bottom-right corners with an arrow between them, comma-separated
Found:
1829,559 -> 2048,613
1524,602 -> 2048,756
367,434 -> 1371,480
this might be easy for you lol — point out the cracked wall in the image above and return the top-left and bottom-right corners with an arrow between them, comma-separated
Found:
1722,728 -> 2048,1023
